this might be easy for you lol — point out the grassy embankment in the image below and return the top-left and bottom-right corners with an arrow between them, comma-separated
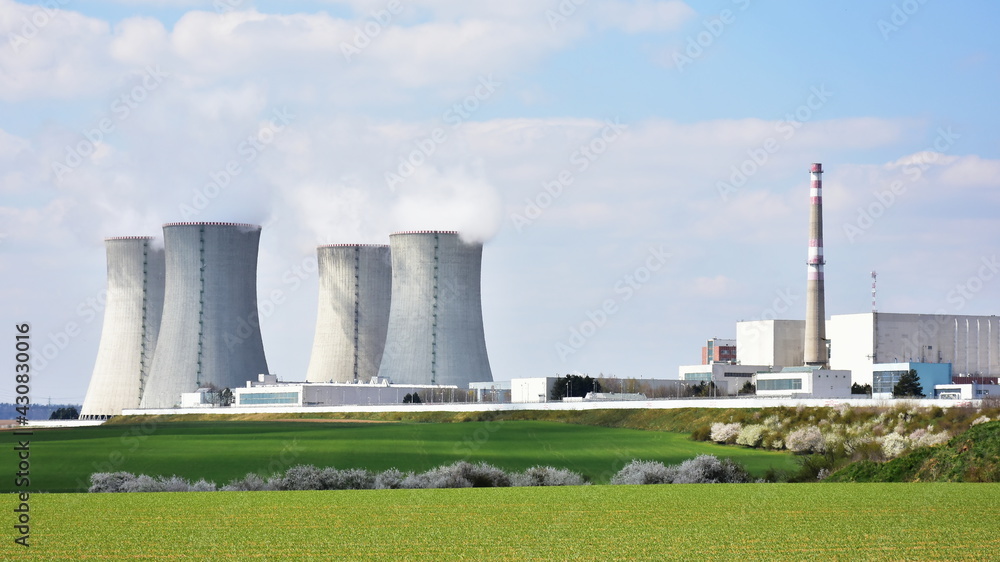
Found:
828,420 -> 1000,482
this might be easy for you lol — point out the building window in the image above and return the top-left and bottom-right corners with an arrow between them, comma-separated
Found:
239,392 -> 299,405
684,372 -> 712,382
873,370 -> 907,394
757,378 -> 803,391
723,372 -> 752,378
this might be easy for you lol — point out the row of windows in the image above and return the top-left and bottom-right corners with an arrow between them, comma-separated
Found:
757,378 -> 803,391
239,392 -> 299,405
873,370 -> 908,394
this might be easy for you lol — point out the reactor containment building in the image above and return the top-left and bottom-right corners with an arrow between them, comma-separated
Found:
140,222 -> 269,408
80,237 -> 166,419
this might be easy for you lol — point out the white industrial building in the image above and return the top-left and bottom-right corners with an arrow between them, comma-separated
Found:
198,377 -> 465,407
828,313 -> 1000,387
736,319 -> 805,370
511,378 -> 557,403
677,363 -> 769,395
933,382 -> 1000,400
754,367 -> 852,399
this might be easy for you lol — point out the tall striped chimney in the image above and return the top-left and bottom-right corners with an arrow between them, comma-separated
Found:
804,163 -> 828,366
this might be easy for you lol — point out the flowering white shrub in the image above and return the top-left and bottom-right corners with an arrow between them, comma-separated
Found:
786,426 -> 825,453
672,455 -> 751,484
710,422 -> 741,444
512,466 -> 587,487
909,427 -> 950,448
609,460 -> 676,485
880,432 -> 910,458
735,424 -> 766,448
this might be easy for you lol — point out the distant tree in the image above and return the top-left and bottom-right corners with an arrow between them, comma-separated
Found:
403,393 -> 413,404
411,393 -> 422,404
893,370 -> 925,398
49,406 -> 79,420
738,381 -> 756,396
219,388 -> 234,407
851,383 -> 872,395
550,374 -> 601,400
693,381 -> 717,398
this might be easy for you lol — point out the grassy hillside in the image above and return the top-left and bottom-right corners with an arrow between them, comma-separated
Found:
103,407 -> 751,432
8,484 -> 1000,559
2,420 -> 796,492
828,420 -> 1000,482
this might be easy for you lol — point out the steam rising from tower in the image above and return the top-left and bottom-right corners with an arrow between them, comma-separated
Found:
377,231 -> 493,386
804,163 -> 828,367
81,237 -> 165,419
140,222 -> 269,408
306,244 -> 392,383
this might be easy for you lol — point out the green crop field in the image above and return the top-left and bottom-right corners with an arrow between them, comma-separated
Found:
6,484 -> 998,559
3,420 -> 797,492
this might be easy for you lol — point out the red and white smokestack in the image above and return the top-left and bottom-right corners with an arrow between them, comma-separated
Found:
804,163 -> 828,367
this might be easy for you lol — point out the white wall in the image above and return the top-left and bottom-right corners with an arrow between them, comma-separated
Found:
737,320 -> 804,369
828,313 -> 874,386
511,378 -> 555,403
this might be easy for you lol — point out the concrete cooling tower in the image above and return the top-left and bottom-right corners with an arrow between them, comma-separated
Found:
140,222 -> 269,408
80,237 -> 165,419
306,244 -> 392,383
377,231 -> 493,387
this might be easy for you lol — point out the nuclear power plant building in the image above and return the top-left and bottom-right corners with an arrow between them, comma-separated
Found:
80,237 -> 165,419
306,244 -> 392,383
140,222 -> 269,408
377,231 -> 493,387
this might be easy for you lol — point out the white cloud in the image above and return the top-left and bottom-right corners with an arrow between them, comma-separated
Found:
595,0 -> 694,33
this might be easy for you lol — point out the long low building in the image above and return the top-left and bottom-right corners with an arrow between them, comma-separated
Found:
180,377 -> 465,408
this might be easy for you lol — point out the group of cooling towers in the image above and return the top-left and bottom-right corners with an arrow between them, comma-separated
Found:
80,223 -> 493,419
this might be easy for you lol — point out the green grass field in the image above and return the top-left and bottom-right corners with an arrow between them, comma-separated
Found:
7,484 -> 999,559
5,421 -> 797,492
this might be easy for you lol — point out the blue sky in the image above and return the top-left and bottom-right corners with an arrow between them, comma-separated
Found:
2,0 -> 999,404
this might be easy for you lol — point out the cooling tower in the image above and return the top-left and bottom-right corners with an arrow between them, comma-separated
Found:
140,222 -> 269,408
377,231 -> 493,386
804,163 -> 828,367
305,244 -> 392,383
80,237 -> 165,419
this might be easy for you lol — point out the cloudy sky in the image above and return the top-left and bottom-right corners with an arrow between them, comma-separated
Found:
2,0 -> 999,405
